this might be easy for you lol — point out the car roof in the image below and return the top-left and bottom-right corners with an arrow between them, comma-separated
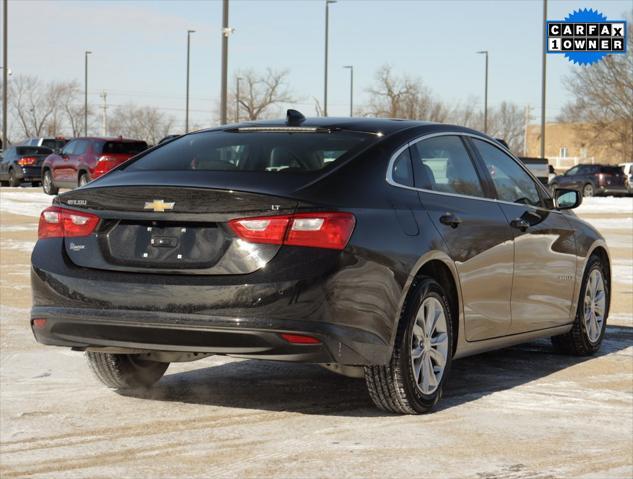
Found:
73,137 -> 146,142
194,116 -> 436,136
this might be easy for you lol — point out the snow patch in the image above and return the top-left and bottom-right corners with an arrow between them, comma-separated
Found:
0,189 -> 54,218
581,217 -> 633,230
612,259 -> 633,286
0,238 -> 35,253
575,196 -> 633,215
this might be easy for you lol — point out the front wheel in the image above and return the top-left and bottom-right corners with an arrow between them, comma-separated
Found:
552,255 -> 608,355
42,170 -> 59,195
86,352 -> 169,389
365,277 -> 453,414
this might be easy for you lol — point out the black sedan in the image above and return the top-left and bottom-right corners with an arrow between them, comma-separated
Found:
30,112 -> 611,413
0,146 -> 53,187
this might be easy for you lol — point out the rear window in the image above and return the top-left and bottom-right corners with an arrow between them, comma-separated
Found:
101,141 -> 148,155
41,139 -> 68,151
124,130 -> 375,173
16,146 -> 52,156
600,166 -> 624,175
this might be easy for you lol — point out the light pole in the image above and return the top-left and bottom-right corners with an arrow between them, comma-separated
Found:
2,0 -> 8,147
323,0 -> 336,116
343,65 -> 353,116
84,50 -> 92,137
540,0 -> 548,159
185,29 -> 195,133
219,0 -> 234,125
235,76 -> 242,123
476,50 -> 488,133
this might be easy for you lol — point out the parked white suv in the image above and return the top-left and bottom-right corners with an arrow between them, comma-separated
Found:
620,163 -> 633,194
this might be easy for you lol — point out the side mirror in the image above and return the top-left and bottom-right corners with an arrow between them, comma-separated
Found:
555,188 -> 582,210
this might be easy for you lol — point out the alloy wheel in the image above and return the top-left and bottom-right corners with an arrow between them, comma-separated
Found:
584,269 -> 605,343
410,296 -> 449,395
583,184 -> 594,197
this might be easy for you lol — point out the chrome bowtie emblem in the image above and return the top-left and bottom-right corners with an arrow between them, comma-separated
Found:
144,199 -> 175,212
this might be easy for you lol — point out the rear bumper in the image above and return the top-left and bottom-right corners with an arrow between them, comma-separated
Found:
15,166 -> 41,181
30,307 -> 379,364
596,185 -> 628,195
31,238 -> 400,365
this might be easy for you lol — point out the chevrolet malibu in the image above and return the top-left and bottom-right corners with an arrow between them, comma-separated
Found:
30,112 -> 611,414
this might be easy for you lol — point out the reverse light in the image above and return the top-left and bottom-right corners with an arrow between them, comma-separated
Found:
279,333 -> 321,344
17,156 -> 37,166
228,212 -> 355,250
38,206 -> 100,239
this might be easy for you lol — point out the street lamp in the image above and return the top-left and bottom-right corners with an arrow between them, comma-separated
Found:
84,50 -> 92,137
476,50 -> 488,133
235,76 -> 242,123
343,65 -> 353,116
540,0 -> 548,159
323,0 -> 336,117
185,29 -> 195,133
219,0 -> 235,125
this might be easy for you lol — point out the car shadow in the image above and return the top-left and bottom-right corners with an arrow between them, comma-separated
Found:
120,324 -> 632,417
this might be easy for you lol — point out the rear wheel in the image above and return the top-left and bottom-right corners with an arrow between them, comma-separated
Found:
583,183 -> 594,197
42,170 -> 58,195
78,172 -> 90,187
364,277 -> 453,414
86,352 -> 169,389
552,255 -> 608,355
8,169 -> 20,187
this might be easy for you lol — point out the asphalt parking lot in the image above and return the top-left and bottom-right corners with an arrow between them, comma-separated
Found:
1,187 -> 631,478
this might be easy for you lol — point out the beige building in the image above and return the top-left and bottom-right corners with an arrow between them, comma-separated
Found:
525,122 -> 627,170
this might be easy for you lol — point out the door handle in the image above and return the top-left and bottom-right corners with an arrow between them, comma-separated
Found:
439,213 -> 462,228
510,218 -> 530,231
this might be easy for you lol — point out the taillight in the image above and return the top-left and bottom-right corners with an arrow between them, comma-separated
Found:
17,156 -> 37,166
279,333 -> 321,344
228,212 -> 355,250
93,156 -> 120,178
38,206 -> 100,239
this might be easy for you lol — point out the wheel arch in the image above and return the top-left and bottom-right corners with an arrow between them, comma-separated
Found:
394,252 -> 463,357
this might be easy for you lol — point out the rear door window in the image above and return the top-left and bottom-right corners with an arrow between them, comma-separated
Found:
125,130 -> 375,173
410,135 -> 484,198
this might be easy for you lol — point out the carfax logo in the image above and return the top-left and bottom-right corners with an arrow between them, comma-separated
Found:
546,8 -> 627,65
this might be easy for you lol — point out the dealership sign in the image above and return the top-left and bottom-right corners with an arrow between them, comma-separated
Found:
546,8 -> 627,65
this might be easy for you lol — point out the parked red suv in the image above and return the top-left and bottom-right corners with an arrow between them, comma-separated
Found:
41,137 -> 148,195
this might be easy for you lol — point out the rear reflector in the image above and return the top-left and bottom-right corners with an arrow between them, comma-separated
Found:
279,333 -> 321,344
32,319 -> 47,329
228,212 -> 355,250
38,206 -> 100,239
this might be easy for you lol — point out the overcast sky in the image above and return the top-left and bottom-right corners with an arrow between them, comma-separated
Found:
3,0 -> 631,131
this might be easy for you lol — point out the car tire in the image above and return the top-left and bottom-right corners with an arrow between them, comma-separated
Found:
86,352 -> 169,389
364,277 -> 453,414
42,170 -> 59,195
583,183 -> 594,197
8,169 -> 20,187
78,172 -> 90,187
551,255 -> 608,356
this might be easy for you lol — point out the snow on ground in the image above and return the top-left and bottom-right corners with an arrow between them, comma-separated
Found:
0,239 -> 36,253
0,188 -> 53,218
575,196 -> 633,215
613,259 -> 633,286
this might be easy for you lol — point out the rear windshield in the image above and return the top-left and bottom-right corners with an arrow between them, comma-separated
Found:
41,139 -> 68,151
600,166 -> 623,175
124,130 -> 375,173
16,146 -> 52,156
101,141 -> 148,155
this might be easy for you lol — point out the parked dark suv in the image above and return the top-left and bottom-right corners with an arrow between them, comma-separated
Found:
0,146 -> 53,186
550,164 -> 628,197
41,137 -> 148,195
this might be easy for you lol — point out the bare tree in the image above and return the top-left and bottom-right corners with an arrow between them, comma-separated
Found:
9,75 -> 59,138
365,65 -> 448,121
109,104 -> 175,144
226,69 -> 296,122
559,20 -> 633,162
